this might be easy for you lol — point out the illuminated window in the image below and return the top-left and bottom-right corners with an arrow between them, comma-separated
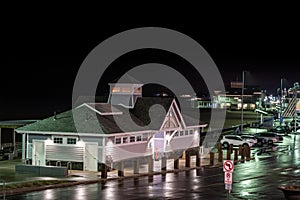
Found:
130,136 -> 135,142
53,137 -> 63,144
112,86 -> 121,93
116,138 -> 121,144
136,136 -> 142,142
67,138 -> 77,144
134,87 -> 141,93
122,87 -> 131,93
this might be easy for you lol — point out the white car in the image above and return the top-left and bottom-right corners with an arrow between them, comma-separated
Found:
240,135 -> 258,145
220,135 -> 254,149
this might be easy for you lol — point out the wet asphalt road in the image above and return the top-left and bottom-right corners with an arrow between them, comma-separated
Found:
4,134 -> 300,200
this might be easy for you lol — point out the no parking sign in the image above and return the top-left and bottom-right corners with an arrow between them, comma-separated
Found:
224,172 -> 232,184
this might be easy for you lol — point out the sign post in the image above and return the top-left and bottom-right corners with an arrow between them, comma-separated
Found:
223,160 -> 234,196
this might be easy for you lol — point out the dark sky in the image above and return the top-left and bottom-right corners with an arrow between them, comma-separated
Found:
1,9 -> 300,120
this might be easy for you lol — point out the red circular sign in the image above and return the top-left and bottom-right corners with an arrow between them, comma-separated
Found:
223,160 -> 234,172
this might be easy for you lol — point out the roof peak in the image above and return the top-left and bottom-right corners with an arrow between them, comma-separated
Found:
110,74 -> 143,84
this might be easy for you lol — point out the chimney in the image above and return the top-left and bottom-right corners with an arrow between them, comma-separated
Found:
54,111 -> 57,120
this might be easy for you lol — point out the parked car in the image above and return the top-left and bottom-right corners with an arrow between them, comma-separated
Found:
270,126 -> 291,135
240,135 -> 257,145
289,120 -> 300,131
220,135 -> 254,149
240,134 -> 266,147
254,132 -> 280,144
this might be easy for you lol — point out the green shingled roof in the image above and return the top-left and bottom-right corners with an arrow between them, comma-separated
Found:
17,97 -> 205,134
0,120 -> 38,129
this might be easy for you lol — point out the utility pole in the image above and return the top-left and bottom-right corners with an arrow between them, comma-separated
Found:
241,70 -> 245,133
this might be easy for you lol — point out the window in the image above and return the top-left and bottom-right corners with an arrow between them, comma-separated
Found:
189,130 -> 194,135
123,137 -> 128,143
130,136 -> 135,142
185,130 -> 189,135
116,138 -> 121,144
136,136 -> 142,142
122,87 -> 131,93
112,86 -> 121,93
175,132 -> 179,137
67,138 -> 77,144
53,137 -> 63,144
180,131 -> 184,136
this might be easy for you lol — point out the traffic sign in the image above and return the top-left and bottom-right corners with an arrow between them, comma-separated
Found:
223,160 -> 234,173
224,172 -> 232,184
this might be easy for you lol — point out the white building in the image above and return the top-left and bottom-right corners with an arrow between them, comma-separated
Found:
16,81 -> 207,176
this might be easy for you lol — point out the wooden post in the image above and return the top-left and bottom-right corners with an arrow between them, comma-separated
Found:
234,149 -> 238,164
118,161 -> 124,177
185,154 -> 191,168
241,147 -> 245,163
133,160 -> 140,174
226,148 -> 231,160
229,144 -> 234,154
148,156 -> 153,173
218,143 -> 223,162
161,157 -> 167,171
174,158 -> 179,169
246,146 -> 251,161
238,145 -> 243,156
101,163 -> 108,179
196,153 -> 201,167
218,149 -> 223,162
218,143 -> 222,151
209,152 -> 214,165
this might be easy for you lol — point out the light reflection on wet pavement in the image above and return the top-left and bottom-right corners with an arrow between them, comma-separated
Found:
4,134 -> 300,199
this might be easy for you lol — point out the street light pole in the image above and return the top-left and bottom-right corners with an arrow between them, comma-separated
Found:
241,70 -> 245,133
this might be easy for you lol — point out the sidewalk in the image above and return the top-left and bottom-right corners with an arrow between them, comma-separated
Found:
0,154 -> 217,183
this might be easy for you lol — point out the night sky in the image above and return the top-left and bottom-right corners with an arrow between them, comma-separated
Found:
1,10 -> 300,120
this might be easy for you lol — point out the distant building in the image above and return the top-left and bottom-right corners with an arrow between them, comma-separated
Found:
197,81 -> 263,110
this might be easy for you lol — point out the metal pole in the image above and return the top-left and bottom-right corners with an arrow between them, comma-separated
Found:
280,78 -> 283,126
241,70 -> 245,133
295,90 -> 297,133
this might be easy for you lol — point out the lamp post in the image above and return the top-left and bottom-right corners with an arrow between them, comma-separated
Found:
241,70 -> 245,133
